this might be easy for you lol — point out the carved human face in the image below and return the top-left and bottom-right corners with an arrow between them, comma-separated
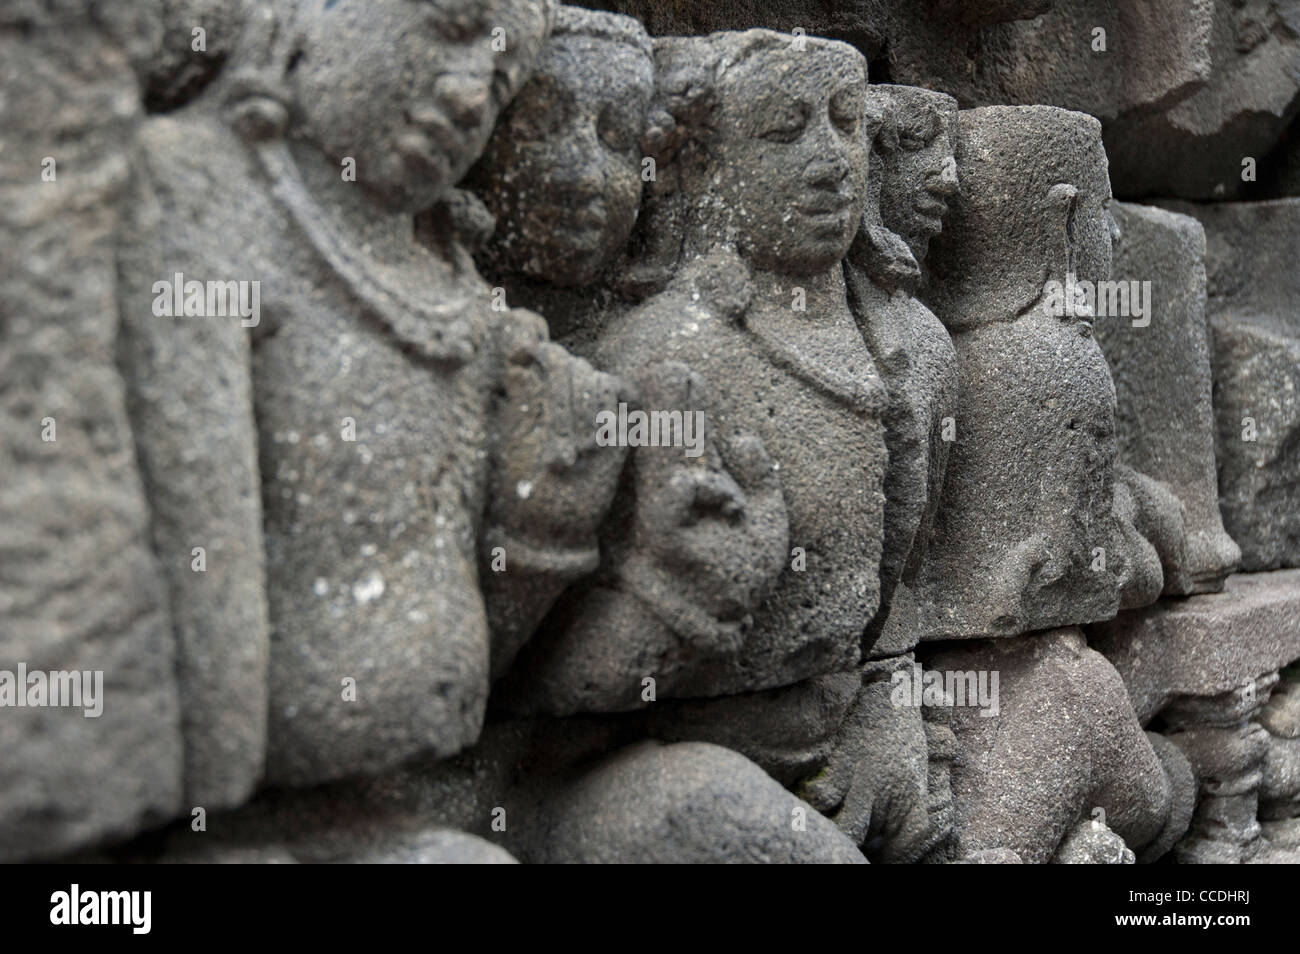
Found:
474,31 -> 653,285
877,92 -> 959,265
711,42 -> 871,276
289,0 -> 549,212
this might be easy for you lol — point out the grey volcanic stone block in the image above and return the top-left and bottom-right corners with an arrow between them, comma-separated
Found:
894,0 -> 1213,126
1093,202 -> 1240,593
1160,198 -> 1300,571
0,11 -> 183,861
1105,0 -> 1300,200
519,741 -> 867,863
1090,570 -> 1300,723
926,628 -> 1180,864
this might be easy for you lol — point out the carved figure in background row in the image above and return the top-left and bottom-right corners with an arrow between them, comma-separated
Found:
466,5 -> 654,353
916,108 -> 1195,863
798,84 -> 962,862
846,83 -> 960,658
500,29 -> 888,719
917,105 -> 1144,639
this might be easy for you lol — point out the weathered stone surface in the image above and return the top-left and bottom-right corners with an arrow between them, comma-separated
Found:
137,0 -> 249,112
1105,0 -> 1300,200
115,116 -> 271,810
1160,677 -> 1277,864
346,828 -> 519,864
193,0 -> 625,786
894,0 -> 1214,127
641,670 -> 858,791
465,5 -> 655,359
505,30 -> 887,708
1051,819 -> 1135,864
798,657 -> 944,862
1160,198 -> 1300,571
918,106 -> 1126,639
845,84 -> 959,656
1090,570 -> 1300,723
10,0 -> 1300,869
468,6 -> 654,295
926,628 -> 1184,864
1094,202 -> 1240,594
517,741 -> 868,863
0,10 -> 183,861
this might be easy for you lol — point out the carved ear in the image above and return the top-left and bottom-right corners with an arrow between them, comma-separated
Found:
1045,182 -> 1079,272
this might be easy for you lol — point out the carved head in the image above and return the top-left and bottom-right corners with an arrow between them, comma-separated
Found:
283,0 -> 553,212
647,31 -> 874,278
868,85 -> 959,266
926,105 -> 1116,330
469,7 -> 654,287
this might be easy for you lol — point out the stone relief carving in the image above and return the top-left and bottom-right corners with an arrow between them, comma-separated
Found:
917,105 -> 1130,640
7,0 -> 1300,869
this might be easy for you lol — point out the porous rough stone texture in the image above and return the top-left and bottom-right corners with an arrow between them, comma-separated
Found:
893,0 -> 1214,127
925,628 -> 1181,864
1159,199 -> 1300,571
1260,670 -> 1300,822
136,0 -> 250,112
517,740 -> 868,863
917,106 -> 1126,639
1104,0 -> 1300,200
1089,570 -> 1300,724
502,31 -> 888,709
0,9 -> 184,862
797,657 -> 945,863
1093,201 -> 1240,594
9,0 -> 1300,868
1051,818 -> 1135,864
115,116 -> 271,810
845,84 -> 960,657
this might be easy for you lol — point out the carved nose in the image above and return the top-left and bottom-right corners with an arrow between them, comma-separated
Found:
804,155 -> 849,190
437,74 -> 490,131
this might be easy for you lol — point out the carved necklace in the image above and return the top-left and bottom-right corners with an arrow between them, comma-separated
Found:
254,138 -> 480,367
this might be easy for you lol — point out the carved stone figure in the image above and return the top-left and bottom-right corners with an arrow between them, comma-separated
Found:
926,628 -> 1195,864
116,0 -> 631,788
0,0 -> 184,863
918,105 -> 1131,640
499,29 -> 887,713
10,0 -> 1300,869
802,83 -> 961,862
465,5 -> 655,352
845,83 -> 960,657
